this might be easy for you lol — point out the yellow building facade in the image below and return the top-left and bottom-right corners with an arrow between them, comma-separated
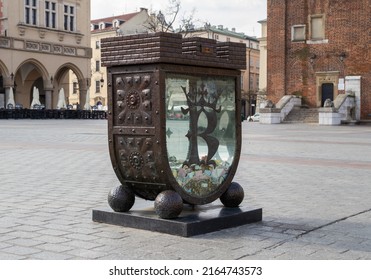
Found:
0,0 -> 91,109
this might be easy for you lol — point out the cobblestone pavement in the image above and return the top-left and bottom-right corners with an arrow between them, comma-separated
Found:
1,119 -> 371,260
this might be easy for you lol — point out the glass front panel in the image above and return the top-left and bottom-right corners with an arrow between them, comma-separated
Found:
166,74 -> 236,198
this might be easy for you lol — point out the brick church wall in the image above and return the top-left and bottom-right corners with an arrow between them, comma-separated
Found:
267,0 -> 371,119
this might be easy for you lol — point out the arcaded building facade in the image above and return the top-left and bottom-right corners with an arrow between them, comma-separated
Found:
267,0 -> 371,120
0,0 -> 91,109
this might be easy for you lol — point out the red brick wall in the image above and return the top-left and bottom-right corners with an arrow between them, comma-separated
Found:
267,0 -> 287,104
267,0 -> 371,119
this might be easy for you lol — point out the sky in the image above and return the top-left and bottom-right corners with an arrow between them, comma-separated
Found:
90,0 -> 267,37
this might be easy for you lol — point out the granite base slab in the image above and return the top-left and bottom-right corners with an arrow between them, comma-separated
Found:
92,202 -> 262,237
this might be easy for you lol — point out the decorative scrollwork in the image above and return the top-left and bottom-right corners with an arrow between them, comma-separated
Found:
115,74 -> 153,126
126,91 -> 140,109
118,137 -> 157,181
129,152 -> 144,170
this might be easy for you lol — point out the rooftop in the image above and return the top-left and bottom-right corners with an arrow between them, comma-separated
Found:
90,11 -> 142,32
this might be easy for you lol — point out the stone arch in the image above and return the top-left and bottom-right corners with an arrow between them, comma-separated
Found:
55,63 -> 89,108
0,61 -> 9,108
12,59 -> 50,108
55,63 -> 85,88
16,58 -> 49,82
0,60 -> 10,77
0,60 -> 12,100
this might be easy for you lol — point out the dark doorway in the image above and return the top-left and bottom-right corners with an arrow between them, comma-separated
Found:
321,83 -> 334,106
0,75 -> 4,94
241,99 -> 246,120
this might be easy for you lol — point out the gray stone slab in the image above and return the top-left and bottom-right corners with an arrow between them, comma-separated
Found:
93,202 -> 262,237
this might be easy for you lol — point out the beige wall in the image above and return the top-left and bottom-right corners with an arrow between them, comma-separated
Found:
258,20 -> 267,92
0,0 -> 91,109
184,28 -> 260,105
90,30 -> 116,107
118,10 -> 150,36
89,10 -> 150,107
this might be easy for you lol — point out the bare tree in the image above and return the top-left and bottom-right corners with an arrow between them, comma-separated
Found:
178,7 -> 197,37
144,0 -> 197,34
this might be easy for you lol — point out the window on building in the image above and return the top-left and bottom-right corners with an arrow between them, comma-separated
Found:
96,61 -> 100,72
113,20 -> 120,28
73,82 -> 78,94
214,34 -> 219,40
249,56 -> 254,66
95,81 -> 101,93
226,37 -> 230,42
64,4 -> 75,31
310,15 -> 325,40
25,0 -> 37,25
95,41 -> 100,49
291,25 -> 306,41
249,73 -> 254,90
45,1 -> 57,28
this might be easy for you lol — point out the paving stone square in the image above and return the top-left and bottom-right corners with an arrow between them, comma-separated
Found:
1,119 -> 371,259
